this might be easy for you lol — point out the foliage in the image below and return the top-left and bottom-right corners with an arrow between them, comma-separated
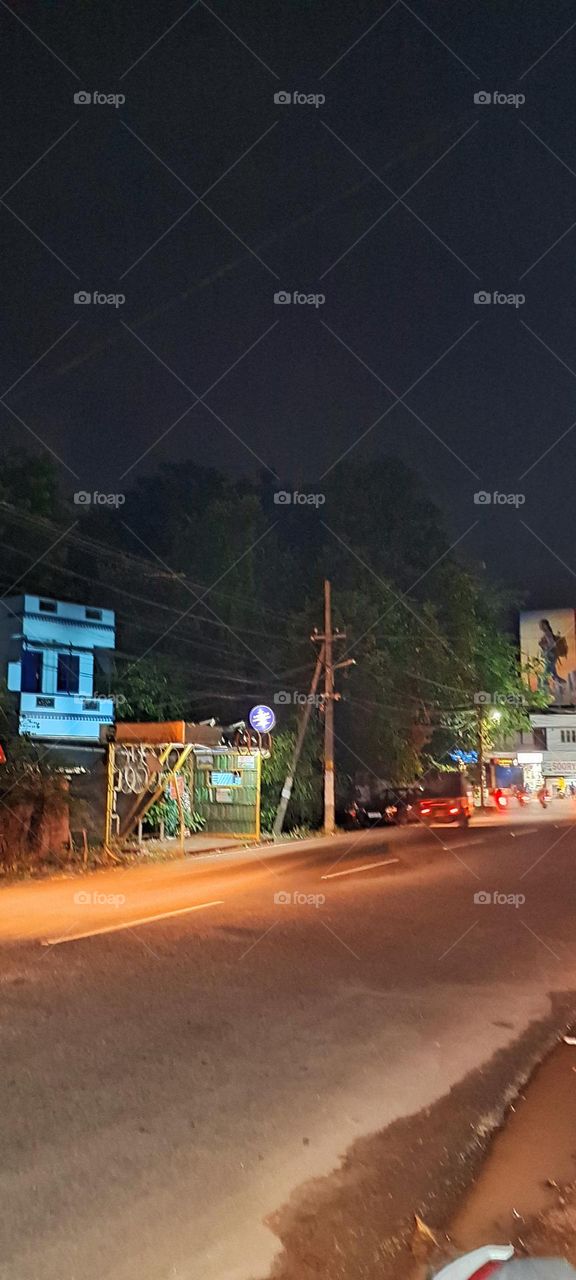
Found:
261,726 -> 323,831
0,449 -> 539,811
143,797 -> 206,836
110,657 -> 190,722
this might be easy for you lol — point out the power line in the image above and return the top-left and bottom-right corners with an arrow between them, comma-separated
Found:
0,538 -> 290,645
0,502 -> 301,627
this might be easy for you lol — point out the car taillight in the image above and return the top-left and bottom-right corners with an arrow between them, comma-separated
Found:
449,805 -> 459,814
497,795 -> 507,808
421,806 -> 431,815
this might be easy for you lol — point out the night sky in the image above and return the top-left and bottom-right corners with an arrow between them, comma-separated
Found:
2,0 -> 576,603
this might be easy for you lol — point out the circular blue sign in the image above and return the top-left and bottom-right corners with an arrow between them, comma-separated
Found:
249,704 -> 276,733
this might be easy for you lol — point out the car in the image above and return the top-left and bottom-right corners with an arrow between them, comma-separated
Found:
416,770 -> 474,827
342,787 -> 421,828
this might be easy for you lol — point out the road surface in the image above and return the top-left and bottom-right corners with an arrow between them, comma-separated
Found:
1,807 -> 576,1280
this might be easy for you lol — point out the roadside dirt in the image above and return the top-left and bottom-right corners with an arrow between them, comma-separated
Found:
440,1038 -> 576,1271
259,995 -> 576,1280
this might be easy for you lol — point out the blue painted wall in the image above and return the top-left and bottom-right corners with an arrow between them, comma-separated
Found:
0,595 -> 116,742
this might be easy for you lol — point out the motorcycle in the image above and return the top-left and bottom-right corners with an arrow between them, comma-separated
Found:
434,1245 -> 576,1277
434,1244 -> 514,1278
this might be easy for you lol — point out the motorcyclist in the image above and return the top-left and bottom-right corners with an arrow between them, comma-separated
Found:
537,784 -> 549,808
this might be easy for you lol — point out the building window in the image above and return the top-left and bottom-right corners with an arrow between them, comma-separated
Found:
21,650 -> 43,693
560,729 -> 576,743
57,653 -> 80,694
38,599 -> 57,614
85,608 -> 102,621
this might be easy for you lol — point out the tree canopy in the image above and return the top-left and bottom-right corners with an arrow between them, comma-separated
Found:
0,449 -> 537,819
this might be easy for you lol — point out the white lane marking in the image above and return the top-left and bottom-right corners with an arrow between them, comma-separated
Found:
42,900 -> 225,945
321,857 -> 399,880
447,838 -> 484,850
509,828 -> 538,838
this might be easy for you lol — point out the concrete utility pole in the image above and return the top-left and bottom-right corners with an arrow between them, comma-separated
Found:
323,580 -> 336,835
477,703 -> 486,809
312,581 -> 352,836
272,644 -> 325,839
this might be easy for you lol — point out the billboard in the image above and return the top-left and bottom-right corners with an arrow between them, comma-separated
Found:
520,609 -> 576,706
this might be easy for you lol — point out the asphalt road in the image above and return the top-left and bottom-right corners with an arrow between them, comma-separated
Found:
1,807 -> 576,1280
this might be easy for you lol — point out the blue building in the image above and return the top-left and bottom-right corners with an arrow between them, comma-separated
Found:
0,595 -> 116,742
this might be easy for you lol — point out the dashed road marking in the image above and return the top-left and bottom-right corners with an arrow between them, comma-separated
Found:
321,858 -> 399,880
42,900 -> 225,945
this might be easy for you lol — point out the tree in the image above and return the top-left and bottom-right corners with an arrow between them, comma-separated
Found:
261,725 -> 323,832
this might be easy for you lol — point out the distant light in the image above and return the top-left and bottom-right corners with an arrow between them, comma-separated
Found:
490,709 -> 502,721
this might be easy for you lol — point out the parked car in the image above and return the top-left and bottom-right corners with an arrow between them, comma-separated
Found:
342,787 -> 422,828
416,770 -> 474,827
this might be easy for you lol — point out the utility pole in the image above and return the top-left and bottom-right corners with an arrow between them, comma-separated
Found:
477,703 -> 486,809
323,580 -> 336,835
273,645 -> 325,838
312,581 -> 352,836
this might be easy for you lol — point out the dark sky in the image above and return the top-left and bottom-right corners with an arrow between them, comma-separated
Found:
2,0 -> 576,603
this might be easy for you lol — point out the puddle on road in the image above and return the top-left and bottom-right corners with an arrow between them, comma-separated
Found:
449,1040 -> 576,1249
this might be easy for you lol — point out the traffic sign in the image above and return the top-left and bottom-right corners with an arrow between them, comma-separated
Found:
249,705 -> 276,732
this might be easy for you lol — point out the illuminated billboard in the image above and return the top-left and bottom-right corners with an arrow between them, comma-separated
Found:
520,609 -> 576,706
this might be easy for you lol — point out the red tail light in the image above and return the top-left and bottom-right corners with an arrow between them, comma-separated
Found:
421,806 -> 431,815
497,795 -> 507,808
449,805 -> 459,815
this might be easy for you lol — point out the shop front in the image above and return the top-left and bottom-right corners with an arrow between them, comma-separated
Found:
541,755 -> 576,796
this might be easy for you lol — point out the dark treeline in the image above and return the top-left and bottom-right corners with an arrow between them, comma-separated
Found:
0,450 -> 528,795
